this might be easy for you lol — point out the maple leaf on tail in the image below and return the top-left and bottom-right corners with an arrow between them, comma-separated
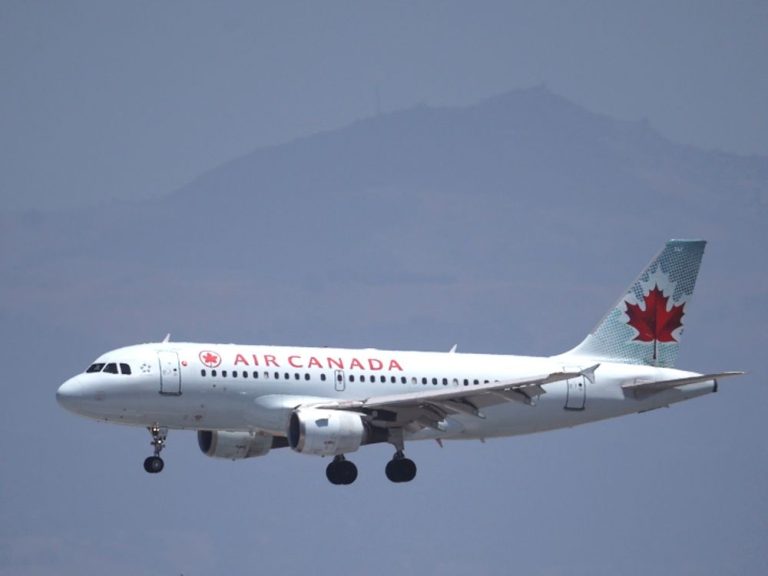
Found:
625,284 -> 685,360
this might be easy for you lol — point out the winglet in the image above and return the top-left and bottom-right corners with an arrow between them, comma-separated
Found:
449,344 -> 458,354
162,333 -> 171,343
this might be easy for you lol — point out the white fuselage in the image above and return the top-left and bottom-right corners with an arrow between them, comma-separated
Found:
57,342 -> 714,442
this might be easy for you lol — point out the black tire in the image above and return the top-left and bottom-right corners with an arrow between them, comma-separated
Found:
385,457 -> 417,483
385,459 -> 402,482
326,460 -> 357,485
339,460 -> 358,485
143,456 -> 164,474
400,458 -> 417,482
326,461 -> 341,484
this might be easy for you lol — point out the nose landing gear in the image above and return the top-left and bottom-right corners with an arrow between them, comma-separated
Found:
143,426 -> 167,474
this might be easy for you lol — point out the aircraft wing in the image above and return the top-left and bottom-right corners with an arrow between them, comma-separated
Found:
622,371 -> 744,399
309,365 -> 599,431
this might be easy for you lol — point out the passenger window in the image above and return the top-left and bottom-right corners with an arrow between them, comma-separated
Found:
432,378 -> 438,385
232,371 -> 237,378
104,363 -> 118,374
242,371 -> 248,378
421,377 -> 427,385
253,371 -> 258,379
321,374 -> 326,381
120,363 -> 131,375
350,375 -> 356,382
222,370 -> 227,377
201,369 -> 207,377
401,377 -> 406,384
361,375 -> 366,382
212,369 -> 217,377
442,378 -> 448,386
381,376 -> 387,383
86,363 -> 105,373
294,373 -> 300,380
391,376 -> 396,383
284,373 -> 290,380
304,373 -> 310,381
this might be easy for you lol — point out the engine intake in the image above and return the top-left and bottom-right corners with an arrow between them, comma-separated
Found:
288,409 -> 369,456
197,430 -> 274,460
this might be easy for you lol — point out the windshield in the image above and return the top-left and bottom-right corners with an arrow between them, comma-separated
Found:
85,362 -> 132,375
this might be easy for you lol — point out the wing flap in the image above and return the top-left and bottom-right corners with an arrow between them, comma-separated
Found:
309,365 -> 600,429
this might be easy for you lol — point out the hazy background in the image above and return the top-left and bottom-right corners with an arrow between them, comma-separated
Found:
1,2 -> 766,575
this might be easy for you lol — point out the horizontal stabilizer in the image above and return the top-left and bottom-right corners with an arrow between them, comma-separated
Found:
622,371 -> 744,398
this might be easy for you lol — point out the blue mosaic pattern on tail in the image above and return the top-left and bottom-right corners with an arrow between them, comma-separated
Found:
565,240 -> 706,367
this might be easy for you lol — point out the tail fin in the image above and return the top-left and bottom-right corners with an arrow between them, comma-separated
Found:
562,240 -> 706,367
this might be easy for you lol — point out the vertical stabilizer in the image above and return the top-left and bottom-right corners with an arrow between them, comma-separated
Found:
561,240 -> 706,367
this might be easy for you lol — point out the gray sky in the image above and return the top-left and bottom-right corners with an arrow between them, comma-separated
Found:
2,0 -> 767,211
1,3 -> 767,576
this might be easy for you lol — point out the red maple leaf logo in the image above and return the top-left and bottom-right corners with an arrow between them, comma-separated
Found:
625,285 -> 685,355
199,350 -> 221,368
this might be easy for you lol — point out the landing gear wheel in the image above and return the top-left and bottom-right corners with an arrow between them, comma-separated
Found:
143,456 -> 164,474
144,425 -> 168,474
326,456 -> 358,485
385,452 -> 417,483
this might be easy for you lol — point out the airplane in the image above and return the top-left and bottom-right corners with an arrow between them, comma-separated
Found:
57,240 -> 742,485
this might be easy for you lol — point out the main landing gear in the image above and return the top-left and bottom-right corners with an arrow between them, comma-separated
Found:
385,451 -> 417,483
325,451 -> 417,485
143,425 -> 167,474
326,455 -> 358,485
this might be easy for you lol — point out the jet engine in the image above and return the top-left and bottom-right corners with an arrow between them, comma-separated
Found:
197,430 -> 274,460
288,409 -> 369,456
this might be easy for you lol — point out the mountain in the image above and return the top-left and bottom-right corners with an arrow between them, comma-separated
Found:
3,86 -> 766,352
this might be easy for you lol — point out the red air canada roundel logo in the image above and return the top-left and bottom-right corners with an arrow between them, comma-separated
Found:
199,350 -> 221,368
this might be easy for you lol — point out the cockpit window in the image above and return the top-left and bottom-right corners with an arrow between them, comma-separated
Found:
120,363 -> 132,375
86,363 -> 105,373
103,363 -> 119,374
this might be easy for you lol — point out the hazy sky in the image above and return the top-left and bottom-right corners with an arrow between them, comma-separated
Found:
2,4 -> 767,575
2,0 -> 767,210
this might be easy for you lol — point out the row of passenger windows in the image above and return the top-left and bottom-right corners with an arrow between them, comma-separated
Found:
201,369 -> 324,381
199,369 -> 490,386
86,362 -> 132,375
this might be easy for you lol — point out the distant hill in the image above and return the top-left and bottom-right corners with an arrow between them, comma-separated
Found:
2,86 -> 766,354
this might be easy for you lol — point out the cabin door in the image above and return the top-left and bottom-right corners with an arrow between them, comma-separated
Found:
563,366 -> 586,411
158,351 -> 182,395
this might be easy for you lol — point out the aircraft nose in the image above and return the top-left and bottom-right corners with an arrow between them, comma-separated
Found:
56,376 -> 85,412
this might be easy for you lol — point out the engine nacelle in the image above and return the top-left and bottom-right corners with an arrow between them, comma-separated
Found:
197,430 -> 273,460
288,409 -> 367,456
